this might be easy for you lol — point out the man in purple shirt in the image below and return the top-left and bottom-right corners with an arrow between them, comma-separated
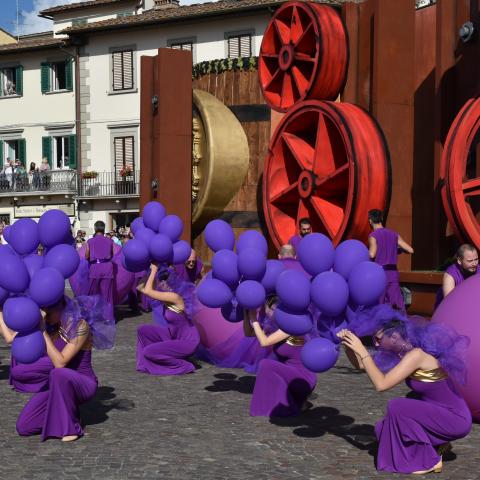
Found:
85,221 -> 115,321
368,209 -> 414,311
288,217 -> 312,252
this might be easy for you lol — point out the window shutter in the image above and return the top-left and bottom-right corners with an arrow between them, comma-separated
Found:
122,51 -> 133,90
0,140 -> 3,169
228,36 -> 240,58
68,134 -> 76,169
18,139 -> 26,166
41,63 -> 50,93
65,59 -> 73,91
112,51 -> 133,90
42,136 -> 52,168
15,65 -> 23,96
114,136 -> 135,178
240,35 -> 252,57
125,136 -> 134,170
114,137 -> 124,174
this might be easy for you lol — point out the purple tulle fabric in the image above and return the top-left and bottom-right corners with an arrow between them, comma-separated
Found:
347,304 -> 470,384
54,295 -> 116,349
156,267 -> 196,320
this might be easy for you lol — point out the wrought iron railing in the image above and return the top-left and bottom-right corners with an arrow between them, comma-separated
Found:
0,169 -> 77,195
78,170 -> 140,197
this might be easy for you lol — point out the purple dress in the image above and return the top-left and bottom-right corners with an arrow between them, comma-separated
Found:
434,263 -> 478,309
10,355 -> 53,394
136,305 -> 200,375
250,337 -> 317,417
375,368 -> 471,473
16,335 -> 98,441
369,228 -> 404,310
87,235 -> 115,321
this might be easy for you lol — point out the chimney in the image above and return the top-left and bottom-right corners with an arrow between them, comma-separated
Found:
154,0 -> 180,9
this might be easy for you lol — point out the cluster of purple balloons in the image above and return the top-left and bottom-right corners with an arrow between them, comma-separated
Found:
1,210 -> 80,364
197,220 -> 273,323
122,201 -> 192,272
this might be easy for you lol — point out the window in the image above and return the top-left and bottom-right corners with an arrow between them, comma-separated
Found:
227,33 -> 252,58
54,136 -> 71,169
112,50 -> 134,91
0,139 -> 26,168
72,18 -> 87,26
42,135 -> 76,169
41,60 -> 73,93
169,41 -> 193,52
117,12 -> 133,18
114,136 -> 134,178
0,66 -> 23,96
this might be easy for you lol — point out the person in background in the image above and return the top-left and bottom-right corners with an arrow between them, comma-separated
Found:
0,222 -> 6,245
39,157 -> 51,190
288,218 -> 312,252
4,158 -> 13,190
175,249 -> 203,285
109,230 -> 122,247
29,162 -> 40,190
368,209 -> 414,311
277,244 -> 309,275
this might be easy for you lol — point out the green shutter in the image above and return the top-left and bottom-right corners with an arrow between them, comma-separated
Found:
41,63 -> 50,93
68,134 -> 76,168
15,65 -> 23,96
0,141 -> 3,169
18,139 -> 26,166
65,59 -> 73,91
42,136 -> 52,168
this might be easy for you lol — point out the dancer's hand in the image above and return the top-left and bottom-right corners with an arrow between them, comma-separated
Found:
339,330 -> 368,357
39,310 -> 47,332
150,262 -> 159,273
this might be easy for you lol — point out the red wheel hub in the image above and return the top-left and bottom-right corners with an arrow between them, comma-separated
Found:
259,2 -> 348,112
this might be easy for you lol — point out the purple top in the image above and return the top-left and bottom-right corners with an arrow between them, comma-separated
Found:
164,307 -> 200,345
369,228 -> 398,267
281,258 -> 310,277
288,235 -> 302,252
54,336 -> 97,381
88,235 -> 114,279
435,263 -> 479,308
175,259 -> 203,284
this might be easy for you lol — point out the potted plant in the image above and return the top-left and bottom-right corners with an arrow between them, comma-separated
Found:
81,170 -> 98,180
119,165 -> 133,178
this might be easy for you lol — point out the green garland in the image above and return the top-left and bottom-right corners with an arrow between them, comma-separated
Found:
192,56 -> 258,79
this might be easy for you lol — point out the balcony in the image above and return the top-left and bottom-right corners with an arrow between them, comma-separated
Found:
0,170 -> 77,196
78,171 -> 140,198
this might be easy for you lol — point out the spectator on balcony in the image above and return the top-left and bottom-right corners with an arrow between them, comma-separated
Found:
14,160 -> 27,192
4,80 -> 15,96
85,221 -> 115,323
29,162 -> 41,190
3,159 -> 13,189
39,158 -> 51,190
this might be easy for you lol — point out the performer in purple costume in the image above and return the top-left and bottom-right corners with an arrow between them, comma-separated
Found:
247,297 -> 317,417
175,249 -> 203,285
278,243 -> 309,276
288,217 -> 312,252
339,305 -> 471,474
15,296 -> 114,442
136,264 -> 200,375
368,209 -> 414,310
435,244 -> 478,308
85,221 -> 115,321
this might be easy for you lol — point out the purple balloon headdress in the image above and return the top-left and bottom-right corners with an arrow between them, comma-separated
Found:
348,304 -> 470,384
156,266 -> 196,319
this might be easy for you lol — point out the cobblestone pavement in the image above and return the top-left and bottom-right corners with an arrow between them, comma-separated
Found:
0,307 -> 478,480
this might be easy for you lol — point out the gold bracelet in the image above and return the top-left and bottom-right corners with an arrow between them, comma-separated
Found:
360,353 -> 371,361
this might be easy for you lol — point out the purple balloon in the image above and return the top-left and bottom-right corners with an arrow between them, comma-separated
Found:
38,209 -> 71,248
0,286 -> 8,305
123,239 -> 150,267
301,338 -> 339,372
236,230 -> 268,256
29,267 -> 65,307
237,248 -> 267,281
334,239 -> 370,279
204,219 -> 235,252
10,218 -> 39,255
12,330 -> 46,364
158,215 -> 183,242
311,271 -> 349,316
130,217 -> 145,234
316,313 -> 347,343
275,269 -> 311,312
197,279 -> 233,308
274,304 -> 312,335
44,244 -> 80,279
297,233 -> 335,276
142,201 -> 166,232
3,225 -> 11,243
3,297 -> 41,333
0,244 -> 14,259
134,227 -> 155,247
149,234 -> 173,263
261,259 -> 286,293
236,280 -> 266,309
212,250 -> 239,287
0,255 -> 29,293
173,240 -> 191,265
122,254 -> 149,274
348,261 -> 387,306
221,301 -> 244,323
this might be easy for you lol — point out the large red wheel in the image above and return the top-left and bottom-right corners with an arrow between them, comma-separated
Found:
441,97 -> 480,249
263,100 -> 391,249
259,2 -> 348,112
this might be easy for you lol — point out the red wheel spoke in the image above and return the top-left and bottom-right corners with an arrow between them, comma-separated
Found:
264,67 -> 282,92
280,72 -> 295,109
294,52 -> 315,63
273,19 -> 290,45
261,53 -> 279,60
314,113 -> 337,178
315,164 -> 349,194
290,6 -> 304,44
294,22 -> 314,52
291,65 -> 309,95
281,132 -> 314,170
296,199 -> 310,226
309,196 -> 344,237
463,178 -> 480,197
270,181 -> 299,204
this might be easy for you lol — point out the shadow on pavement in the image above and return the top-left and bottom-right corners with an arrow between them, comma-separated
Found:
80,386 -> 135,426
205,372 -> 255,394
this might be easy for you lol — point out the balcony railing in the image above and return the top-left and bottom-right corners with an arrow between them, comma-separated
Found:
78,170 -> 140,198
0,169 -> 77,196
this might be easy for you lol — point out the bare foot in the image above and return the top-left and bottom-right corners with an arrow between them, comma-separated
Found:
412,459 -> 442,475
61,435 -> 79,442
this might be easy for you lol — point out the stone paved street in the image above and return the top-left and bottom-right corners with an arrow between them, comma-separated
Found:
0,308 -> 478,480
